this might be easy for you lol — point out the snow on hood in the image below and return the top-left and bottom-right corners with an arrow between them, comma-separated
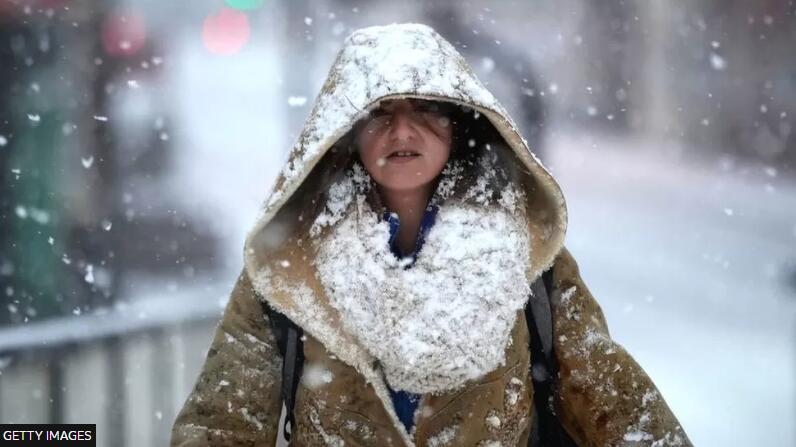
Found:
241,23 -> 568,444
245,22 -> 566,282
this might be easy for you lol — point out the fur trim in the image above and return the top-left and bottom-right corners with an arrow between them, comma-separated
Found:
313,159 -> 532,394
316,204 -> 531,394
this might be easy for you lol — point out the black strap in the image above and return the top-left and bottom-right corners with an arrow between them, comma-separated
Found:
260,301 -> 304,442
526,269 -> 577,447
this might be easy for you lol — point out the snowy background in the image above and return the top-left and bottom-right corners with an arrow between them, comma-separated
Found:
0,0 -> 794,446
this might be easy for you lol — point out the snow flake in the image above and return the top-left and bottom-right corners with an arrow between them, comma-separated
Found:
302,363 -> 335,389
62,122 -> 76,136
709,53 -> 727,70
428,425 -> 458,447
308,407 -> 345,446
623,303 -> 634,313
0,259 -> 14,276
505,377 -> 523,407
641,389 -> 659,406
481,57 -> 495,72
84,264 -> 95,284
239,407 -> 263,431
29,207 -> 49,224
332,22 -> 346,36
287,96 -> 307,107
485,414 -> 501,429
14,206 -> 27,219
624,430 -> 653,442
81,156 -> 94,168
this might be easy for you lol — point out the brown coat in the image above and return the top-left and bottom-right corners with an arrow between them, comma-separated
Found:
171,249 -> 690,446
171,24 -> 692,446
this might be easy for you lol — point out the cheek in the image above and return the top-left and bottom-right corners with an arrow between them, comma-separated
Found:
431,133 -> 453,165
357,138 -> 381,167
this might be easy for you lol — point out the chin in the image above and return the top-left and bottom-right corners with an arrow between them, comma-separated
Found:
376,175 -> 437,192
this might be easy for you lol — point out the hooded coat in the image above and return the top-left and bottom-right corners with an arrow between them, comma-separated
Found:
171,24 -> 691,447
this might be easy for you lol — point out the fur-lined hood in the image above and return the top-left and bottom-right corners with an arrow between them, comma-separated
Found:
244,22 -> 566,279
241,23 -> 567,445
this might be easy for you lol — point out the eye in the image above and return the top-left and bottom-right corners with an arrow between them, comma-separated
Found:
416,102 -> 440,114
362,110 -> 390,133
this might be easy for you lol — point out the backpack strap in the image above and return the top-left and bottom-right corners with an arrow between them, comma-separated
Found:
526,269 -> 578,447
260,300 -> 304,442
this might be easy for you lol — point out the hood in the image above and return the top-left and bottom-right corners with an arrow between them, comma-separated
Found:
241,23 -> 567,445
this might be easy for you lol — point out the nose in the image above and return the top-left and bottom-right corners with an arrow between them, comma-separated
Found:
388,109 -> 416,142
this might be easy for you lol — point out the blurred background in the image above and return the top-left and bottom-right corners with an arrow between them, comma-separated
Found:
0,0 -> 794,445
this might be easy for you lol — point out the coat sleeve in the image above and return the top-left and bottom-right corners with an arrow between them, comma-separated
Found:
170,270 -> 283,447
548,247 -> 692,447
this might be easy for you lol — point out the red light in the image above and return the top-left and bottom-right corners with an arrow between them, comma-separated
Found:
101,10 -> 147,57
202,8 -> 251,55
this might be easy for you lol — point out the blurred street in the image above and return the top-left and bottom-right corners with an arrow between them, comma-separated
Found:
549,130 -> 796,446
1,1 -> 794,445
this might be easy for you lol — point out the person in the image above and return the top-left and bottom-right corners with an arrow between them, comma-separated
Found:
171,23 -> 691,447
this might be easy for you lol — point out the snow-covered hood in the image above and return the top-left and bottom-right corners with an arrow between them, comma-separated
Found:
241,22 -> 567,443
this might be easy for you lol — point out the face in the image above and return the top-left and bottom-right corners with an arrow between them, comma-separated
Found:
355,99 -> 453,192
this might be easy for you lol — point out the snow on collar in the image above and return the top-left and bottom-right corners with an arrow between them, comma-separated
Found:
313,161 -> 532,394
316,202 -> 531,394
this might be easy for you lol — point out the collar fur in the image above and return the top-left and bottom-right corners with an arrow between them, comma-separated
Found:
314,161 -> 531,394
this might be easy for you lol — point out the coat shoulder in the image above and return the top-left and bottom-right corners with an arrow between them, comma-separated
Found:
170,270 -> 283,447
547,247 -> 693,447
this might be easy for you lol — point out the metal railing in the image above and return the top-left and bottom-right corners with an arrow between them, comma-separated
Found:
0,287 -> 224,447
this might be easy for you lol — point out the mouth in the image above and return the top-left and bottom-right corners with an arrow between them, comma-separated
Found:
387,150 -> 421,159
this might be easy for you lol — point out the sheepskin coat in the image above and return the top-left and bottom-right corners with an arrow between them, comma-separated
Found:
171,23 -> 691,447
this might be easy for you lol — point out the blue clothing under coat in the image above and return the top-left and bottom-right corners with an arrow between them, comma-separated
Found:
383,204 -> 438,433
